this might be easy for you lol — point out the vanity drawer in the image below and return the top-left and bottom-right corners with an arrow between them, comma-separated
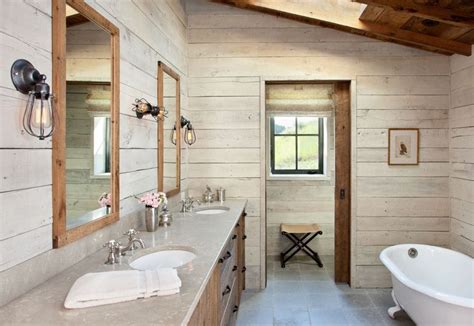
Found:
220,276 -> 238,326
219,252 -> 237,313
218,230 -> 238,275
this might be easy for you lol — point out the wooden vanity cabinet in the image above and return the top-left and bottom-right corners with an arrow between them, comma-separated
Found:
189,211 -> 246,326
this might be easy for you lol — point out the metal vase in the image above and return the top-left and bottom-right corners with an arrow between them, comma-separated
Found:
145,206 -> 160,232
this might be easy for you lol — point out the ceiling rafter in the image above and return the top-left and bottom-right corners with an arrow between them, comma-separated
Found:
353,0 -> 474,28
213,0 -> 472,56
66,13 -> 89,27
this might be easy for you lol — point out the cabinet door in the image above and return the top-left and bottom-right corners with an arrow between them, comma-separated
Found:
188,267 -> 219,325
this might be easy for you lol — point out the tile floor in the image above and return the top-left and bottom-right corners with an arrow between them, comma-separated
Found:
237,256 -> 415,326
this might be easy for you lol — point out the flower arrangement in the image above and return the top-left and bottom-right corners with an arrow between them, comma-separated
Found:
98,193 -> 112,207
138,192 -> 167,208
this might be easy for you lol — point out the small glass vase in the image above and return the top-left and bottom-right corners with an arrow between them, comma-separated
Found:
145,205 -> 161,232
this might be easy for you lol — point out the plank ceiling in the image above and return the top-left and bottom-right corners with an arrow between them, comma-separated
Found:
214,0 -> 474,56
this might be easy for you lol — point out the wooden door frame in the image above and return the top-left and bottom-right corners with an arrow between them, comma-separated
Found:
260,77 -> 356,288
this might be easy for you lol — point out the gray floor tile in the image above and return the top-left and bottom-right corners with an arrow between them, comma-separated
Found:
368,289 -> 396,308
273,292 -> 309,309
307,293 -> 341,309
338,293 -> 375,310
344,308 -> 386,326
300,280 -> 337,293
271,271 -> 302,281
309,308 -> 350,325
240,290 -> 274,310
273,307 -> 311,326
300,270 -> 331,281
274,261 -> 301,271
271,280 -> 304,294
299,262 -> 326,271
237,260 -> 414,326
334,283 -> 368,294
236,307 -> 273,326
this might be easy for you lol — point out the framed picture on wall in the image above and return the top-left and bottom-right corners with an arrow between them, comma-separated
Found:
388,128 -> 419,165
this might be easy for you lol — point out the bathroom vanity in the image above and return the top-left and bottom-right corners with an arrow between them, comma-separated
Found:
0,200 -> 247,325
189,208 -> 246,325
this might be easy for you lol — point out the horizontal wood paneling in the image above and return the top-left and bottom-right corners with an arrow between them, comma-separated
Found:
0,186 -> 52,241
449,48 -> 474,257
357,198 -> 450,217
188,41 -> 427,58
357,217 -> 450,231
189,57 -> 449,78
358,177 -> 448,197
0,150 -> 52,193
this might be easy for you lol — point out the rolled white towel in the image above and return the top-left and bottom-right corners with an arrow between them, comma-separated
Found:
64,268 -> 181,309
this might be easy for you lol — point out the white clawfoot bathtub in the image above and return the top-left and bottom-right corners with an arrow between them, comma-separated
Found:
380,244 -> 473,326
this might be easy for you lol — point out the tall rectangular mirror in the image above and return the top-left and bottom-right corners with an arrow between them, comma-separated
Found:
158,62 -> 180,197
52,0 -> 120,247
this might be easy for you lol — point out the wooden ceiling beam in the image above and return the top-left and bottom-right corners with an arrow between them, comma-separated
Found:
353,0 -> 474,28
66,13 -> 89,27
213,0 -> 471,56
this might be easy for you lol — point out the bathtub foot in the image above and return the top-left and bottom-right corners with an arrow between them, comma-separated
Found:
387,290 -> 402,319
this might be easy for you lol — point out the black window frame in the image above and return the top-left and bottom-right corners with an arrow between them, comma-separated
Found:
270,116 -> 324,175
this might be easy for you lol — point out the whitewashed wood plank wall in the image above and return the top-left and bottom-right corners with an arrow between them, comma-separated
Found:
0,0 -> 188,306
185,0 -> 453,288
449,47 -> 474,257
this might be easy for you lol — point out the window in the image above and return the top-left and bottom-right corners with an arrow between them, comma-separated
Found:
93,116 -> 111,176
270,116 -> 325,175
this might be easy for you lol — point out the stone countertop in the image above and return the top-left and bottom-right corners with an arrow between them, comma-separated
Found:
0,200 -> 247,325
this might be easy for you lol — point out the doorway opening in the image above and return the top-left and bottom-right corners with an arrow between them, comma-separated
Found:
264,81 -> 351,285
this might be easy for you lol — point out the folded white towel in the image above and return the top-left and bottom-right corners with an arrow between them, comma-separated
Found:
64,268 -> 181,309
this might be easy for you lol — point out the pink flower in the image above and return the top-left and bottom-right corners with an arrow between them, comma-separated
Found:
98,193 -> 112,207
138,192 -> 167,208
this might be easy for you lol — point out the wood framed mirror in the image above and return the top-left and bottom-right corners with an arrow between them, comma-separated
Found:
52,0 -> 120,248
158,61 -> 181,197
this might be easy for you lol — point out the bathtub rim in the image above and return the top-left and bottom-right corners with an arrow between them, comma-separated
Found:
380,244 -> 474,309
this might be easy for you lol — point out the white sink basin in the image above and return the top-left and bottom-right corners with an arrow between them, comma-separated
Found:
194,207 -> 230,215
129,250 -> 196,270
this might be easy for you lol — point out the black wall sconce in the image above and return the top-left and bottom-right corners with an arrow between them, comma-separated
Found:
171,116 -> 197,146
132,98 -> 166,120
10,59 -> 55,140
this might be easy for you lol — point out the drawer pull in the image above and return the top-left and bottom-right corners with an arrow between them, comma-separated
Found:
236,222 -> 240,227
232,265 -> 238,272
219,251 -> 232,263
242,234 -> 247,240
242,266 -> 247,273
222,285 -> 231,296
232,234 -> 237,240
243,212 -> 247,217
233,305 -> 239,313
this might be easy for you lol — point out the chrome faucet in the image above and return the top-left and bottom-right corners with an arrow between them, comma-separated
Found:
120,229 -> 145,253
180,196 -> 200,213
103,229 -> 145,264
104,239 -> 121,265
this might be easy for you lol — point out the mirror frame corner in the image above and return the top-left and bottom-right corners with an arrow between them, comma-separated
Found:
51,0 -> 120,248
157,61 -> 181,198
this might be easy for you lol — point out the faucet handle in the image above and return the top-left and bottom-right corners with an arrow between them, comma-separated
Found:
124,229 -> 139,238
104,239 -> 120,250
